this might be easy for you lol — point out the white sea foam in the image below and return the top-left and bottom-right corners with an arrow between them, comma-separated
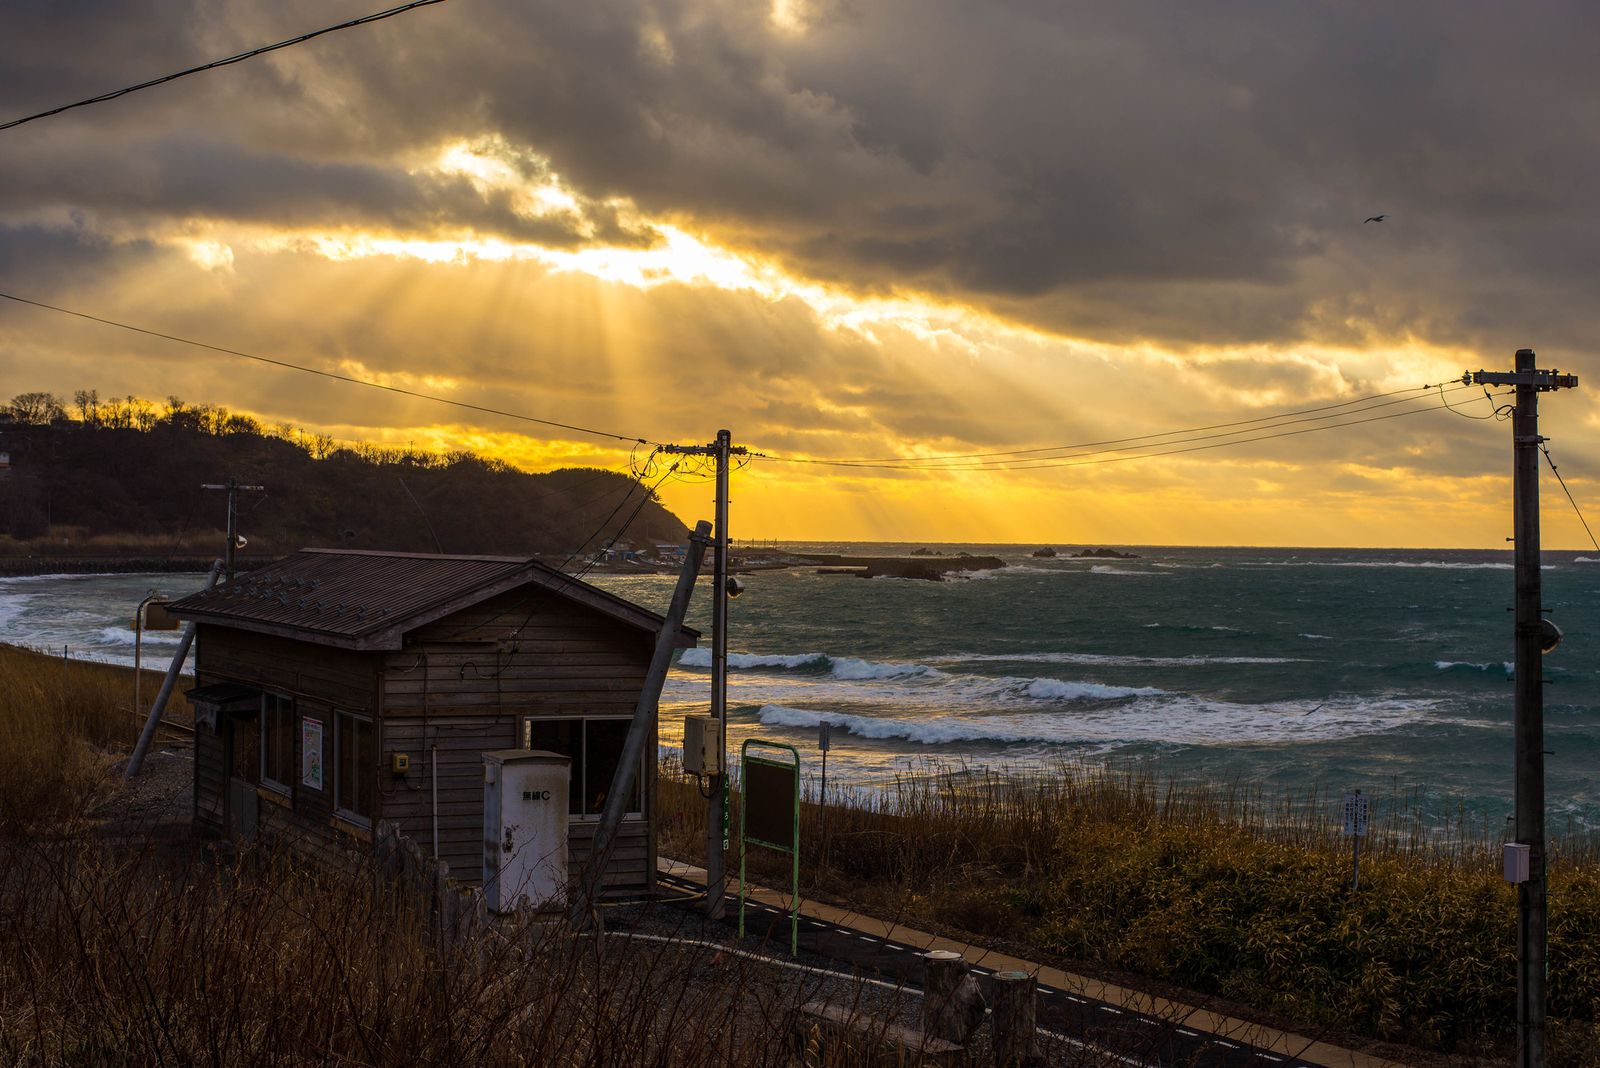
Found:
1577,557 -> 1599,564
758,705 -> 1069,745
932,651 -> 1306,667
1023,678 -> 1165,700
0,592 -> 37,632
95,625 -> 186,646
829,656 -> 942,681
1300,633 -> 1334,640
0,573 -> 103,585
756,692 -> 1443,748
1435,660 -> 1514,673
678,649 -> 826,670
1246,560 -> 1544,571
677,648 -> 939,681
1143,623 -> 1241,632
1089,565 -> 1165,576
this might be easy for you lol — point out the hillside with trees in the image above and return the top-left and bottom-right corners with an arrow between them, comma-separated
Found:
0,390 -> 688,566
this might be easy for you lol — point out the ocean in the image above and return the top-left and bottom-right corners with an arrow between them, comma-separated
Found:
4,545 -> 1597,830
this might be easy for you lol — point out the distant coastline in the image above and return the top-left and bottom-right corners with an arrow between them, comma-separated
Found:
0,555 -> 227,577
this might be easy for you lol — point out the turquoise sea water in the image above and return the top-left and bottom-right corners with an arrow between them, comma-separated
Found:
4,545 -> 1597,829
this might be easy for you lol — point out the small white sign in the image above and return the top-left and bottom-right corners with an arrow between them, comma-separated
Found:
1342,791 -> 1369,838
302,717 -> 324,790
1504,842 -> 1531,883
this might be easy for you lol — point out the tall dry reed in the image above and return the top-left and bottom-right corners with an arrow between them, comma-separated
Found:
0,835 -> 931,1067
0,643 -> 190,829
661,759 -> 1600,1057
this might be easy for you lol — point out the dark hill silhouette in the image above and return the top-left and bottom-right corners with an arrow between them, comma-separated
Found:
0,392 -> 688,563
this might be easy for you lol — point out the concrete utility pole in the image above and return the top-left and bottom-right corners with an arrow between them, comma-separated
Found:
661,430 -> 746,917
1471,350 -> 1579,1068
577,520 -> 712,926
201,477 -> 264,580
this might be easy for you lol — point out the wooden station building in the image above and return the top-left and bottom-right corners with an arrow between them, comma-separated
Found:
167,548 -> 697,894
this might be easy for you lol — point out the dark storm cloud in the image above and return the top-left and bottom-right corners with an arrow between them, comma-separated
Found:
0,135 -> 646,247
3,0 -> 1599,356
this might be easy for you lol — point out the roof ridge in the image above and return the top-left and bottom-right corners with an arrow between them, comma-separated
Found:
302,547 -> 534,563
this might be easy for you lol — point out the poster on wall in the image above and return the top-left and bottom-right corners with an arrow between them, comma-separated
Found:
302,717 -> 324,790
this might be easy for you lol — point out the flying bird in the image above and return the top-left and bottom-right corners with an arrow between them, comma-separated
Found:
1364,214 -> 1387,223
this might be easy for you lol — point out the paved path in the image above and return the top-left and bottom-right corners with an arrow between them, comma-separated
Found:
659,859 -> 1406,1068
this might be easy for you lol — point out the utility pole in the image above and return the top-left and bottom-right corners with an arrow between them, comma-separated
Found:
1471,350 -> 1579,1068
201,477 -> 264,580
661,430 -> 746,917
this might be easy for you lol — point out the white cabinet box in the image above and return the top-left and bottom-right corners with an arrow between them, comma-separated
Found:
483,749 -> 570,913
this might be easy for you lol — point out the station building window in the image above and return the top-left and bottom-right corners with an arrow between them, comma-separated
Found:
335,711 -> 374,825
521,716 -> 643,818
260,693 -> 296,794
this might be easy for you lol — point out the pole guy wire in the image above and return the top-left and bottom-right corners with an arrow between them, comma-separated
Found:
1,0 -> 450,132
1540,446 -> 1600,552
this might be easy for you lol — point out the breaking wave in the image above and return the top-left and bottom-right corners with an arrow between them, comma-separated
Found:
0,593 -> 36,631
931,651 -> 1306,667
1143,623 -> 1241,633
677,648 -> 939,681
756,692 -> 1446,748
1435,660 -> 1514,674
96,625 -> 185,646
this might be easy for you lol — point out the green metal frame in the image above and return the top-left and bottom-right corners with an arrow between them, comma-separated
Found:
738,738 -> 801,955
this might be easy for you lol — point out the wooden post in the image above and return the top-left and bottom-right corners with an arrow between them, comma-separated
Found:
574,519 -> 712,926
990,970 -> 1037,1067
126,559 -> 223,780
922,949 -> 987,1045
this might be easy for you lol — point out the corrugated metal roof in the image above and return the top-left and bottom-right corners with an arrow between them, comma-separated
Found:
167,548 -> 697,651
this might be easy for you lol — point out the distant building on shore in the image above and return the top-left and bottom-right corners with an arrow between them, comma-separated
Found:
168,548 -> 697,895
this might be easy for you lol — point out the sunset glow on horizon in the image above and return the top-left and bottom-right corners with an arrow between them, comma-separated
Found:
2,1 -> 1597,547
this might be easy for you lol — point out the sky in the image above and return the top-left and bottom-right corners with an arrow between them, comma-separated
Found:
1,0 -> 1598,547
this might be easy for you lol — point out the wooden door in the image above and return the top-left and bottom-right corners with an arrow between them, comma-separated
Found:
223,711 -> 261,844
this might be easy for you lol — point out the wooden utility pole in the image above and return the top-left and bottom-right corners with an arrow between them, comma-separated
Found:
1472,350 -> 1579,1068
201,477 -> 264,580
660,430 -> 746,918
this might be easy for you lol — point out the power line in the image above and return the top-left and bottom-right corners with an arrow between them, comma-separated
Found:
1436,381 -> 1503,421
759,381 -> 1452,467
0,0 -> 450,132
0,291 -> 652,445
461,451 -> 681,641
1539,446 -> 1600,551
806,385 -> 1479,471
935,390 -> 1491,472
755,385 -> 1489,474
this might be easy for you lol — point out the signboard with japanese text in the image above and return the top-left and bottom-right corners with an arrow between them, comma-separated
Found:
1341,791 -> 1369,838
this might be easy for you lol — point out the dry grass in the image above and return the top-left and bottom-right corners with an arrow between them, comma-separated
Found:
660,760 -> 1600,1059
0,643 -> 191,830
0,527 -> 225,557
0,836 -> 956,1067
